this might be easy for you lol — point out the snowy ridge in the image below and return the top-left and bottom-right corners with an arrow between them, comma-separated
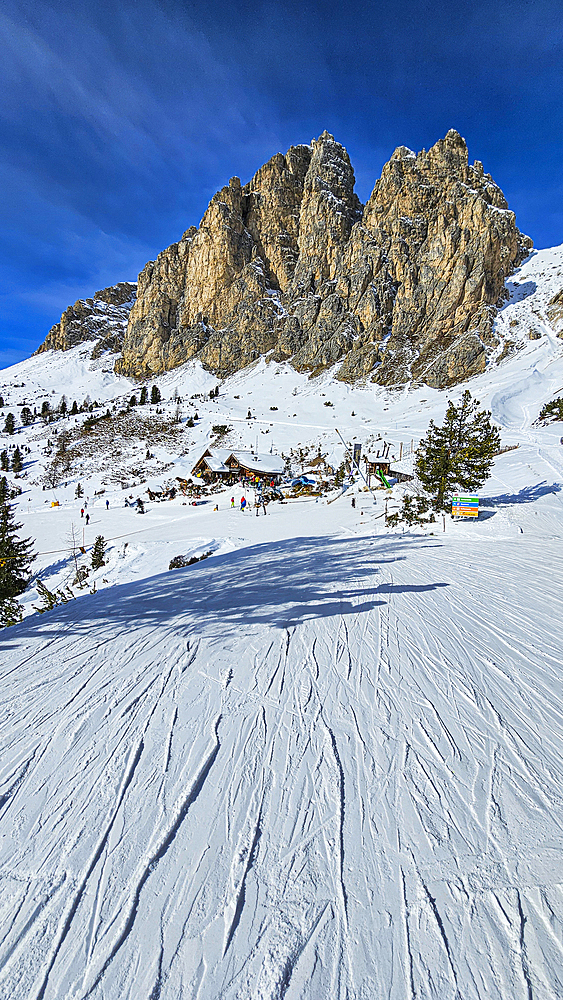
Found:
0,247 -> 563,998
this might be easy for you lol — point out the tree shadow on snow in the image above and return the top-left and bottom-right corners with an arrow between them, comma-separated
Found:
1,534 -> 448,648
30,553 -> 74,582
482,481 -> 561,507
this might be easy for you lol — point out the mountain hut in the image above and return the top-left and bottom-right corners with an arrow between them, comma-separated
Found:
192,449 -> 284,484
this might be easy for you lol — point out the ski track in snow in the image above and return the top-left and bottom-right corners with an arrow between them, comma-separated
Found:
1,246 -> 563,997
1,527 -> 562,1000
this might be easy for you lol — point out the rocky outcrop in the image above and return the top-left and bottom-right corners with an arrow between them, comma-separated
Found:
357,132 -> 531,386
106,133 -> 533,387
35,282 -> 136,357
547,288 -> 563,338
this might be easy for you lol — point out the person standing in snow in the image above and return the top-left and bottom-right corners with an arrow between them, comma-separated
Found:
351,497 -> 356,508
231,497 -> 235,507
80,507 -> 84,518
240,496 -> 246,512
106,499 -> 109,510
85,513 -> 90,525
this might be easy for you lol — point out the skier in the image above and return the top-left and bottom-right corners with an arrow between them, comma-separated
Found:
85,513 -> 90,525
230,497 -> 235,507
240,496 -> 246,512
351,497 -> 356,508
80,508 -> 84,518
261,498 -> 267,515
106,499 -> 110,510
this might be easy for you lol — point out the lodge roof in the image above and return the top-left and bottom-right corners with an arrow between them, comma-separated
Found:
192,448 -> 284,476
388,455 -> 415,476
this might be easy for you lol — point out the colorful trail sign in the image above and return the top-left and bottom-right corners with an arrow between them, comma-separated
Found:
452,495 -> 479,517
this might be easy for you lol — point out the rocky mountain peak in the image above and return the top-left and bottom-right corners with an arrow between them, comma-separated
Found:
41,132 -> 532,389
35,281 -> 136,358
290,131 -> 363,297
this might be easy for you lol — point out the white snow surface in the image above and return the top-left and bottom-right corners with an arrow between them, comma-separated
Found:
1,247 -> 563,998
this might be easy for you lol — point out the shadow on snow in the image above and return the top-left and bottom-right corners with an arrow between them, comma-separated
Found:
1,534 -> 447,650
482,481 -> 562,507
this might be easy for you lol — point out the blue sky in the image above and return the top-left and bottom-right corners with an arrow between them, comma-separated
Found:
1,0 -> 562,368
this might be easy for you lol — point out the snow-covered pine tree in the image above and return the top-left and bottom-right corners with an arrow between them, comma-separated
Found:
0,477 -> 35,600
415,390 -> 501,511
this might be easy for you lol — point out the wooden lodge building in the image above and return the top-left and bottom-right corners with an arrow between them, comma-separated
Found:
191,448 -> 285,483
363,455 -> 392,484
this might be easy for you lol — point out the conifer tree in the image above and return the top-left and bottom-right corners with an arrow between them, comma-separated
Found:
140,386 -> 148,405
0,450 -> 9,472
20,406 -> 33,426
415,391 -> 501,511
59,395 -> 67,417
150,385 -> 161,404
0,477 -> 35,599
0,595 -> 23,628
3,412 -> 15,435
11,447 -> 23,474
33,580 -> 75,613
75,481 -> 84,498
91,535 -> 106,570
71,400 -> 78,415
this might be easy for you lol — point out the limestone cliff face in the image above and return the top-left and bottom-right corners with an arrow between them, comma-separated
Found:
357,131 -> 531,386
35,283 -> 136,358
116,145 -> 313,377
115,131 -> 532,387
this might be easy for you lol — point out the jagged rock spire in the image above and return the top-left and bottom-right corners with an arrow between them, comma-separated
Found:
44,131 -> 533,389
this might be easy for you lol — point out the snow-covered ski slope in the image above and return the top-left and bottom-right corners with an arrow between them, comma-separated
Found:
1,247 -> 563,999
